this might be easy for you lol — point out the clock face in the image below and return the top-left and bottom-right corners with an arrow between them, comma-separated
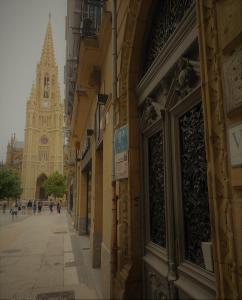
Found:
40,135 -> 48,144
42,100 -> 48,108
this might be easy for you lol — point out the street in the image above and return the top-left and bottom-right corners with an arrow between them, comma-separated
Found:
0,209 -> 102,299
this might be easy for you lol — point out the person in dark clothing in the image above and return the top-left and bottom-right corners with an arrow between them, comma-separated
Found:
27,200 -> 32,214
38,202 -> 42,213
33,202 -> 37,214
57,202 -> 61,214
49,202 -> 53,212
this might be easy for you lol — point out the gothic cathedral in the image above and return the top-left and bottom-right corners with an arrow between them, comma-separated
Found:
21,16 -> 64,200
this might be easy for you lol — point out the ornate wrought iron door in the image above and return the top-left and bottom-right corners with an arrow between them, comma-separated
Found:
143,0 -> 194,75
148,130 -> 166,248
179,102 -> 211,267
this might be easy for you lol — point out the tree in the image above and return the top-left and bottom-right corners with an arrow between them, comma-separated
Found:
42,171 -> 67,200
0,168 -> 22,201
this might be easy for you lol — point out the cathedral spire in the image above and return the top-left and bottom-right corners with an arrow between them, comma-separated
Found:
40,16 -> 56,67
29,82 -> 36,101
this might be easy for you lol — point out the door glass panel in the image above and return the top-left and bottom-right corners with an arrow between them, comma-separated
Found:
179,102 -> 211,267
148,130 -> 166,248
142,0 -> 194,76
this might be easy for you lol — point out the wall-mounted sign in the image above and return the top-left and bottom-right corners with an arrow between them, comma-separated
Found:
228,122 -> 242,167
114,125 -> 128,180
223,47 -> 242,113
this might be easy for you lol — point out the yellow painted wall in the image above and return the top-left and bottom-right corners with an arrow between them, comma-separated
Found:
102,104 -> 113,250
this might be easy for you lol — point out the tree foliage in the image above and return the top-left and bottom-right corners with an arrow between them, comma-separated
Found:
42,171 -> 67,199
0,168 -> 22,200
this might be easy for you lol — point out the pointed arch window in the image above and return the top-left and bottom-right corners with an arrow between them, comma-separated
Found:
51,75 -> 55,98
43,73 -> 50,98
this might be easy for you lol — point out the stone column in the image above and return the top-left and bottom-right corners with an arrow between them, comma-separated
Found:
197,0 -> 241,298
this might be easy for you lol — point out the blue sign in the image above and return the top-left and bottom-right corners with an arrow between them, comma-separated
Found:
114,125 -> 128,154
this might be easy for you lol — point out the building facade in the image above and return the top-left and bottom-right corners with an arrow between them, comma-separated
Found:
5,134 -> 23,176
21,16 -> 64,200
65,0 -> 241,299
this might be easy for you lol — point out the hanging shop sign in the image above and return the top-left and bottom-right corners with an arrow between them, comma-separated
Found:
114,125 -> 128,180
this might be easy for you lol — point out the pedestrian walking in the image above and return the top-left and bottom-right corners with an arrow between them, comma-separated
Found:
17,201 -> 22,212
49,202 -> 53,213
27,200 -> 32,214
10,202 -> 18,220
38,202 -> 42,213
33,202 -> 37,214
57,202 -> 61,214
21,201 -> 26,214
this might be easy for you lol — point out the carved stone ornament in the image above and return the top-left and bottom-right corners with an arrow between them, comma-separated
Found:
197,1 -> 239,297
174,57 -> 199,98
223,47 -> 242,113
146,268 -> 168,300
140,97 -> 164,128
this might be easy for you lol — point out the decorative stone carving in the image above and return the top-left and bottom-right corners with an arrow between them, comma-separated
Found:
139,96 -> 165,128
223,47 -> 242,113
174,58 -> 199,97
146,268 -> 168,300
197,1 -> 239,298
119,180 -> 129,265
140,97 -> 162,126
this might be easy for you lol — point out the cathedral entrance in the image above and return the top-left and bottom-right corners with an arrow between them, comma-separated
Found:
35,174 -> 47,200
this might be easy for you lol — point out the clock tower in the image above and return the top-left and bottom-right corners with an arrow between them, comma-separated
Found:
21,15 -> 64,200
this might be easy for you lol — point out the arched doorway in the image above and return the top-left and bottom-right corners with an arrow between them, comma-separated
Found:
35,174 -> 47,200
117,0 -> 214,299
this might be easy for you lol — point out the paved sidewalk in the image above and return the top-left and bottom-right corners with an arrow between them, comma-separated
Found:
0,210 -> 30,227
0,210 -> 102,299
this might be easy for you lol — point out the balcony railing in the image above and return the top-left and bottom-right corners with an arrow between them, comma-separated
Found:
72,0 -> 105,38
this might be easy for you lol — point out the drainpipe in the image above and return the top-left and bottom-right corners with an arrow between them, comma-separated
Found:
111,0 -> 118,294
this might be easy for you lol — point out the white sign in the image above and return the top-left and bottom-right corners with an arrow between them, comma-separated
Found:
228,123 -> 242,166
115,151 -> 128,180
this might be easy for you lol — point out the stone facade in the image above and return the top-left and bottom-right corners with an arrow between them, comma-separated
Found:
21,16 -> 64,200
5,134 -> 23,176
65,0 -> 241,299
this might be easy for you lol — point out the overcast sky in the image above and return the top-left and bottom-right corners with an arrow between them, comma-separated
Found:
0,0 -> 66,162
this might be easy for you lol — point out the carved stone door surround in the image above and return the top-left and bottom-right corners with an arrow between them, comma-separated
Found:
137,7 -> 215,292
139,55 -> 215,299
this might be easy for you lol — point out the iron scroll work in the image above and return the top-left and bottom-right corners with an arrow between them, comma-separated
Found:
179,102 -> 211,267
143,0 -> 194,75
148,130 -> 166,248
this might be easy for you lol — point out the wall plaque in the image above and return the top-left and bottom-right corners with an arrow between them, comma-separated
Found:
228,122 -> 242,167
223,47 -> 242,113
